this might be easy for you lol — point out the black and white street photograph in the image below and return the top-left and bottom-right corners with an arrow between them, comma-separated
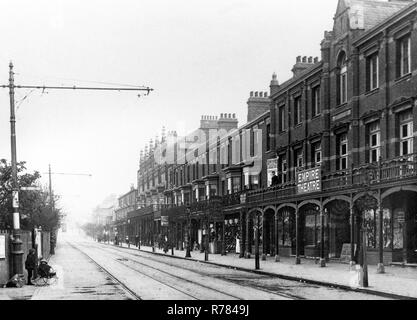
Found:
1,0 -> 417,313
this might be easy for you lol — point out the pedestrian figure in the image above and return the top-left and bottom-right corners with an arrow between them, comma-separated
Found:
271,171 -> 279,187
163,235 -> 169,253
126,236 -> 130,248
38,258 -> 56,278
25,248 -> 37,285
135,234 -> 139,247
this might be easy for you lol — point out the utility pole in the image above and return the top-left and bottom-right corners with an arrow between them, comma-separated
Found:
44,164 -> 92,254
9,62 -> 24,277
4,62 -> 153,277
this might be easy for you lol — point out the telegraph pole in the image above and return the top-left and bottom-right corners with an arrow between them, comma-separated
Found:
4,62 -> 153,277
9,62 -> 24,276
44,164 -> 92,254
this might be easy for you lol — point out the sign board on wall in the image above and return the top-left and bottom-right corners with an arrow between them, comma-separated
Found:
296,167 -> 321,194
0,235 -> 5,259
267,158 -> 278,187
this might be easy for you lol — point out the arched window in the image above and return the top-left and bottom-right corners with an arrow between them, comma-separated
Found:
337,52 -> 347,105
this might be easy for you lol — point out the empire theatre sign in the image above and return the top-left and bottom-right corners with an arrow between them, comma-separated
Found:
296,167 -> 321,194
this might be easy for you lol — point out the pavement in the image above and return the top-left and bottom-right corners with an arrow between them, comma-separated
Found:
0,239 -> 133,300
109,241 -> 417,299
2,236 -> 416,300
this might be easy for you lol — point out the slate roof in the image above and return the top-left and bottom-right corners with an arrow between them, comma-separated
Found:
345,0 -> 413,30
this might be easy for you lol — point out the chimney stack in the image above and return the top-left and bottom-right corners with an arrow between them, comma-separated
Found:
247,89 -> 271,122
270,72 -> 280,95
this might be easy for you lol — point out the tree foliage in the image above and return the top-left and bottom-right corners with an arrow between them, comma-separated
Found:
0,159 -> 65,231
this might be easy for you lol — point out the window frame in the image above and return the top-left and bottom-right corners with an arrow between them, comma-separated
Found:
279,105 -> 286,133
366,53 -> 379,92
312,86 -> 321,118
312,142 -> 322,167
294,96 -> 302,126
368,121 -> 381,163
399,35 -> 411,77
266,123 -> 271,151
399,110 -> 413,156
337,133 -> 348,170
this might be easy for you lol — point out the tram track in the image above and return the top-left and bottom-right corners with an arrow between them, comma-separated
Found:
78,242 -> 244,300
91,242 -> 300,300
67,241 -> 143,300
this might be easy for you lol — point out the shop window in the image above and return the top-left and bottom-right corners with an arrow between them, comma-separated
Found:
366,53 -> 379,92
393,209 -> 405,249
396,35 -> 411,78
336,133 -> 348,170
364,209 -> 377,248
312,86 -> 321,117
368,121 -> 380,163
281,210 -> 295,247
294,96 -> 302,125
304,210 -> 319,247
399,110 -> 413,156
382,209 -> 392,249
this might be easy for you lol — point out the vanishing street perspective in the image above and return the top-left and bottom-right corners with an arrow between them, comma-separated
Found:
2,0 -> 417,301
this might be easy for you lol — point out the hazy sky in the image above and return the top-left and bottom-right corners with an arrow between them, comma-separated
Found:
0,0 -> 337,224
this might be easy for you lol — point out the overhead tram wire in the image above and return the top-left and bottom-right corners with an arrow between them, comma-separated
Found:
12,72 -> 146,88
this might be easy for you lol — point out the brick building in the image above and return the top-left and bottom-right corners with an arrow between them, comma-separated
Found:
114,187 -> 137,242
246,0 -> 417,269
118,0 -> 417,269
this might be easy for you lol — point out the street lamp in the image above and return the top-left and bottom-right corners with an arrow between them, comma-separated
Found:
255,213 -> 260,270
185,206 -> 191,258
204,214 -> 209,261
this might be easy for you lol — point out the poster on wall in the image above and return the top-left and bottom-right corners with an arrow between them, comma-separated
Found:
36,230 -> 42,258
267,158 -> 278,187
0,234 -> 5,259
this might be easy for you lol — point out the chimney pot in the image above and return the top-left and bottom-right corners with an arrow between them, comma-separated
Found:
308,56 -> 313,63
228,113 -> 231,118
250,91 -> 254,97
233,113 -> 236,118
220,113 -> 223,118
255,92 -> 258,97
302,56 -> 307,63
314,57 -> 319,63
297,56 -> 301,63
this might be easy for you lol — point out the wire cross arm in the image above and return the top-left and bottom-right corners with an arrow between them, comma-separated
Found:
0,84 -> 154,93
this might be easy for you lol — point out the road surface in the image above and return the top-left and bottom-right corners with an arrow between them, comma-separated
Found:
41,234 -> 390,300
